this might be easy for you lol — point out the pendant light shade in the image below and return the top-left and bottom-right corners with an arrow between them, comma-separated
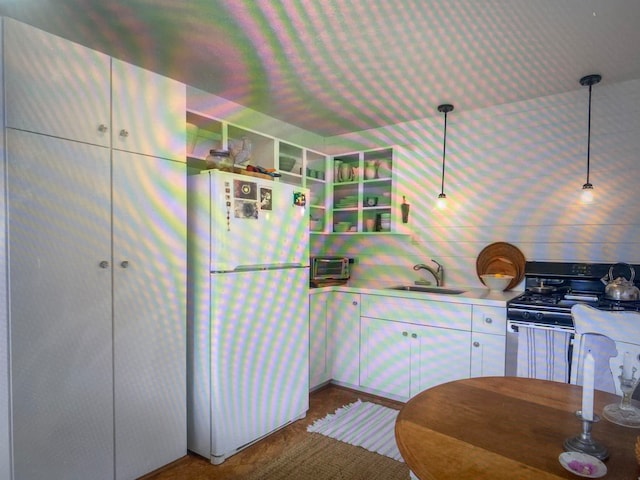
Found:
579,74 -> 601,204
437,104 -> 454,210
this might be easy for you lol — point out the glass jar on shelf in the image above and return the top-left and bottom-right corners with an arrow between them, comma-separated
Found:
205,149 -> 233,171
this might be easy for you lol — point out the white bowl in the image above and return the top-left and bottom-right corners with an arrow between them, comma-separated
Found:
481,274 -> 514,291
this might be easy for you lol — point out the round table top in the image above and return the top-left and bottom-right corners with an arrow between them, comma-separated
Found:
395,376 -> 639,480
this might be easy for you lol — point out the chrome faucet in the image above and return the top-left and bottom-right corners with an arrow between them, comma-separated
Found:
413,260 -> 444,286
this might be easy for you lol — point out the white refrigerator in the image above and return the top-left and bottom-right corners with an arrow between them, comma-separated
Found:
187,169 -> 310,464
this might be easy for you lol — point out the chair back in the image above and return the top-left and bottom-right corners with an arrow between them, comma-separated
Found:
570,304 -> 640,395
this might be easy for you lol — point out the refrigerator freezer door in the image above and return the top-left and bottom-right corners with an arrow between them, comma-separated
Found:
201,170 -> 309,272
209,267 -> 309,463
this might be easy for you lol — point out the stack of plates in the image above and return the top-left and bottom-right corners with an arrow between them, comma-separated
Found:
335,195 -> 358,208
475,242 -> 525,291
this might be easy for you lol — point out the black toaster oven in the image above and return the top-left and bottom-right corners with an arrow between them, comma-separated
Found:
310,256 -> 350,286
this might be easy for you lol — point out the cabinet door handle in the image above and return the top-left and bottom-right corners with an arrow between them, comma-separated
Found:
411,333 -> 417,339
99,260 -> 109,269
119,129 -> 129,137
485,317 -> 493,324
98,124 -> 108,133
473,341 -> 480,347
120,261 -> 129,268
352,301 -> 358,306
402,331 -> 408,337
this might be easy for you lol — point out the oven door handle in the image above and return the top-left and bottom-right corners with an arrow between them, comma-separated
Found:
507,320 -> 574,333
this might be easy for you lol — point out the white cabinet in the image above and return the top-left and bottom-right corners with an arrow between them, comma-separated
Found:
112,151 -> 187,479
360,316 -> 471,399
316,290 -> 507,401
309,292 -> 331,389
470,306 -> 507,377
4,18 -> 185,162
7,129 -> 187,480
7,129 -> 186,479
3,17 -> 186,480
471,333 -> 506,377
7,130 -> 114,480
413,324 -> 471,394
112,59 -> 186,161
360,295 -> 472,400
360,317 -> 412,397
328,292 -> 361,386
4,17 -> 111,147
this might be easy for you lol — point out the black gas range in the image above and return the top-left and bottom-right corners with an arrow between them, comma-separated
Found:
507,261 -> 640,329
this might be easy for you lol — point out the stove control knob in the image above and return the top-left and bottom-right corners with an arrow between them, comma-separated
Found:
522,311 -> 531,320
535,312 -> 544,321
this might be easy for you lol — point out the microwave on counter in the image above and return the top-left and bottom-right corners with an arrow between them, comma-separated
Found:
310,256 -> 351,286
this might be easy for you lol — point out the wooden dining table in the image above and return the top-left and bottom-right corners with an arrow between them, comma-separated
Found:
395,377 -> 639,479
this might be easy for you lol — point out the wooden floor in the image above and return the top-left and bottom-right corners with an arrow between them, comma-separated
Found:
142,384 -> 404,479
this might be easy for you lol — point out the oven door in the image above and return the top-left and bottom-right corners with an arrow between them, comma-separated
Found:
506,320 -> 574,381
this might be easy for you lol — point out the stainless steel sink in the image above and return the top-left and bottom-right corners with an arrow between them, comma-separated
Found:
388,285 -> 466,295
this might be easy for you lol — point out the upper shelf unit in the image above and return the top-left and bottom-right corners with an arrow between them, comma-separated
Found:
186,110 -> 328,231
330,147 -> 408,235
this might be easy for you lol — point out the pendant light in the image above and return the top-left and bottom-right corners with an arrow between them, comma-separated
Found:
579,74 -> 601,204
436,104 -> 454,210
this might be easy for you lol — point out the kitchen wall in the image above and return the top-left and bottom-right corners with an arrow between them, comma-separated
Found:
313,78 -> 640,289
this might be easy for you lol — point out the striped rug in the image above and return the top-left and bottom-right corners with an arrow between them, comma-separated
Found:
306,400 -> 404,462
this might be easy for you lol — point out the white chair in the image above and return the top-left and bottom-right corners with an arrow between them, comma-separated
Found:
570,304 -> 640,396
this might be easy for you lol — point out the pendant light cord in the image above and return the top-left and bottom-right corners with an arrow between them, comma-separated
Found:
579,74 -> 601,189
586,82 -> 593,185
441,110 -> 448,196
437,104 -> 453,199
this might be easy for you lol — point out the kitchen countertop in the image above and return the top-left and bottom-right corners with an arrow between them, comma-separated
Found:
309,280 -> 523,307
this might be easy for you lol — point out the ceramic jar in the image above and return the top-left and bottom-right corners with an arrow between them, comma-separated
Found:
377,159 -> 392,179
334,160 -> 342,182
364,160 -> 377,180
339,163 -> 353,182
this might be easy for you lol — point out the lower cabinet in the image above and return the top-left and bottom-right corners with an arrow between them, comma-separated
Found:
470,305 -> 507,377
309,292 -> 330,389
311,291 -> 508,401
328,291 -> 361,386
360,316 -> 471,399
471,332 -> 506,377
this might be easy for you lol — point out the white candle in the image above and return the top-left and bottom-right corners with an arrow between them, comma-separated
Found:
623,352 -> 633,379
581,352 -> 595,421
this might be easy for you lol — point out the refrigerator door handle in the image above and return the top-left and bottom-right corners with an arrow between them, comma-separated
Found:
212,263 -> 306,273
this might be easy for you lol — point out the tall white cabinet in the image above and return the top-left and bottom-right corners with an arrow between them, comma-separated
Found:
111,151 -> 186,479
7,131 -> 115,479
2,17 -> 187,480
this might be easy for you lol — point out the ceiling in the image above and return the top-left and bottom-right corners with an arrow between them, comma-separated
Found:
2,0 -> 640,137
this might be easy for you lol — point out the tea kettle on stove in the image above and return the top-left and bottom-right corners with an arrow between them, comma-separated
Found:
601,262 -> 640,301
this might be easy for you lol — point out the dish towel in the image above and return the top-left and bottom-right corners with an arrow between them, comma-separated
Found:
516,326 -> 571,382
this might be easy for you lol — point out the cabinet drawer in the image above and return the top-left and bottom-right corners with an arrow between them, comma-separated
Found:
472,306 -> 506,334
361,295 -> 471,330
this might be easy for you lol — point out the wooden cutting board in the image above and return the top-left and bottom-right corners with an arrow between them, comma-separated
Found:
204,165 -> 273,180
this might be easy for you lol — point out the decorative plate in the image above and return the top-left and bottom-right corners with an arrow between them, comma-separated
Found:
476,242 -> 525,290
558,452 -> 607,478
